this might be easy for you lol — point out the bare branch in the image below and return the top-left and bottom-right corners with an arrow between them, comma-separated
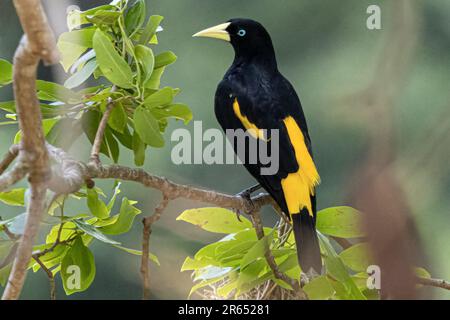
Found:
89,86 -> 117,167
0,160 -> 28,193
2,0 -> 58,300
87,164 -> 273,212
141,195 -> 169,300
32,255 -> 56,300
0,145 -> 20,175
417,277 -> 450,291
12,0 -> 59,65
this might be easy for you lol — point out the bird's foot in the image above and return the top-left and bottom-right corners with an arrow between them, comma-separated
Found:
236,184 -> 262,199
235,184 -> 261,215
300,268 -> 320,286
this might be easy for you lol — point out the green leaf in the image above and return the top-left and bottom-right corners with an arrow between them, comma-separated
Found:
0,59 -> 13,87
0,101 -> 15,113
15,118 -> 58,144
143,87 -> 173,108
93,29 -> 133,89
339,243 -> 374,272
189,276 -> 227,298
194,265 -> 233,282
316,206 -> 364,238
240,234 -> 273,269
86,10 -> 121,25
0,240 -> 15,263
112,125 -> 133,150
177,207 -> 252,234
237,259 -> 268,294
152,103 -> 193,124
145,66 -> 165,89
415,267 -> 431,279
154,51 -> 177,69
303,275 -> 335,300
82,109 -> 120,162
64,59 -> 98,89
87,188 -> 109,219
106,182 -> 121,212
113,245 -> 159,266
46,118 -> 82,148
133,106 -> 164,147
57,28 -> 96,71
0,264 -> 12,287
72,219 -> 120,245
132,129 -> 146,166
0,189 -> 25,206
61,236 -> 96,295
181,257 -> 213,271
135,45 -> 154,85
108,102 -> 127,133
1,213 -> 27,235
67,5 -> 115,30
46,222 -> 77,244
31,243 -> 70,273
216,279 -> 238,298
100,198 -> 141,235
36,80 -> 82,103
125,0 -> 146,35
216,240 -> 256,263
318,233 -> 366,300
139,15 -> 163,45
104,128 -> 120,163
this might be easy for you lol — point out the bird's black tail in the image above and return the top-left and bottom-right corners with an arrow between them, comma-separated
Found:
292,211 -> 322,274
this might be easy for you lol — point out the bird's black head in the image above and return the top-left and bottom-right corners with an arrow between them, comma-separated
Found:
194,18 -> 277,67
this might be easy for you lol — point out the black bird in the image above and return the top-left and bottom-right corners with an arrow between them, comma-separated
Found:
194,19 -> 321,274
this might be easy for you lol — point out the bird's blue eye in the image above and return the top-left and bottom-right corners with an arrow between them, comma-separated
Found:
237,29 -> 246,37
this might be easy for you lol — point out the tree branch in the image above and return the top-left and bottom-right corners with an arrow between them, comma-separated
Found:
0,145 -> 19,175
89,86 -> 117,167
32,255 -> 56,300
417,277 -> 450,291
87,164 -> 273,212
1,0 -> 58,300
0,160 -> 28,193
141,195 -> 169,300
46,143 -> 85,194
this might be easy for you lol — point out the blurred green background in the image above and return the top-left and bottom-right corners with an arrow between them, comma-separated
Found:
0,0 -> 449,299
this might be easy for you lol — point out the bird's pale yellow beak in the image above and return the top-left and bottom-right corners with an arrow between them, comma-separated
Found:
193,22 -> 231,42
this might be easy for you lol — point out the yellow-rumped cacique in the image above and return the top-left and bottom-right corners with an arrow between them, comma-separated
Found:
194,19 -> 321,273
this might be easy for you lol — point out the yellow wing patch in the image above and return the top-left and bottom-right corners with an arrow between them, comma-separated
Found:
281,116 -> 320,217
233,99 -> 266,140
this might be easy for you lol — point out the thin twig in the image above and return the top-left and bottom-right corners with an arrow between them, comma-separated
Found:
141,195 -> 169,300
89,86 -> 117,167
0,160 -> 28,193
32,255 -> 55,300
417,277 -> 450,291
0,145 -> 20,175
33,222 -> 65,259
